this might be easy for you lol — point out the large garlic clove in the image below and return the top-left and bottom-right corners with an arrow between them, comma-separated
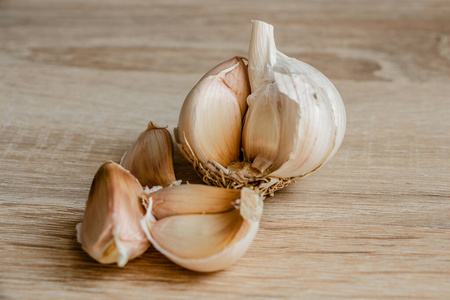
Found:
121,122 -> 176,188
141,186 -> 263,272
175,57 -> 250,168
244,20 -> 346,178
76,161 -> 150,267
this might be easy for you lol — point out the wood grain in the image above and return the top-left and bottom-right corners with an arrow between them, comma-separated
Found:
1,0 -> 449,298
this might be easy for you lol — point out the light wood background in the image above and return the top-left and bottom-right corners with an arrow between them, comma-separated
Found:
1,0 -> 449,298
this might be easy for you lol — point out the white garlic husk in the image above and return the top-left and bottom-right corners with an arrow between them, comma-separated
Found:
243,20 -> 346,178
140,185 -> 263,272
175,21 -> 346,196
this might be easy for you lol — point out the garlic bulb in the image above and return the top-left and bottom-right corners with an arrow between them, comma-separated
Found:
140,185 -> 263,272
121,122 -> 177,188
76,161 -> 150,267
175,21 -> 346,196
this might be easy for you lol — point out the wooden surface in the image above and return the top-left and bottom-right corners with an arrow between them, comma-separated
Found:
1,0 -> 449,298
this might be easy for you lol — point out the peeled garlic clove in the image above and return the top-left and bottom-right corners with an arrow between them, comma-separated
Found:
244,20 -> 346,178
141,186 -> 262,272
175,57 -> 250,168
77,161 -> 149,267
121,122 -> 176,188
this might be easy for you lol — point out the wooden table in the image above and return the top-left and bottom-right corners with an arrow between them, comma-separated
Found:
1,0 -> 449,298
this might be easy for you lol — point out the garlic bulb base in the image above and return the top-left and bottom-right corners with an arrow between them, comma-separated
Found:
187,154 -> 296,197
175,135 -> 296,197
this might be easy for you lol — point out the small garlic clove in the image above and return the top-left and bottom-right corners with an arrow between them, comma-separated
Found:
141,186 -> 263,272
244,20 -> 346,178
145,184 -> 239,219
77,161 -> 150,267
121,122 -> 176,188
175,57 -> 250,168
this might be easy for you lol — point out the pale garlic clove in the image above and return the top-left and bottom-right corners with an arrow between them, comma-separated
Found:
175,57 -> 250,168
141,185 -> 263,272
245,20 -> 346,178
121,122 -> 177,188
76,161 -> 150,267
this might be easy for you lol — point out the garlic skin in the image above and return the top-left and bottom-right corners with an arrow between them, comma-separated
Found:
244,20 -> 346,178
140,185 -> 263,272
175,57 -> 250,168
175,21 -> 346,196
121,122 -> 176,188
77,161 -> 150,267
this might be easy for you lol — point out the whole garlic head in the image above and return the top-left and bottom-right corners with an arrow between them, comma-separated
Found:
76,161 -> 150,267
175,21 -> 346,196
140,185 -> 263,272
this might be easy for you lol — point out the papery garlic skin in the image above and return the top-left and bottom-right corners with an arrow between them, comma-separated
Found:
140,185 -> 263,272
244,20 -> 346,178
175,57 -> 250,168
77,161 -> 150,267
121,122 -> 176,188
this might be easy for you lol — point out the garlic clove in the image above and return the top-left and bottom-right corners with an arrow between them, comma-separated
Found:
77,161 -> 150,267
202,57 -> 250,116
121,122 -> 176,188
175,57 -> 250,168
244,20 -> 346,178
149,211 -> 243,259
145,184 -> 239,219
242,84 -> 285,174
141,186 -> 263,272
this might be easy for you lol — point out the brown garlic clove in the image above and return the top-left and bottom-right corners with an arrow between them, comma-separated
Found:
76,161 -> 150,267
141,185 -> 263,272
121,122 -> 177,188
